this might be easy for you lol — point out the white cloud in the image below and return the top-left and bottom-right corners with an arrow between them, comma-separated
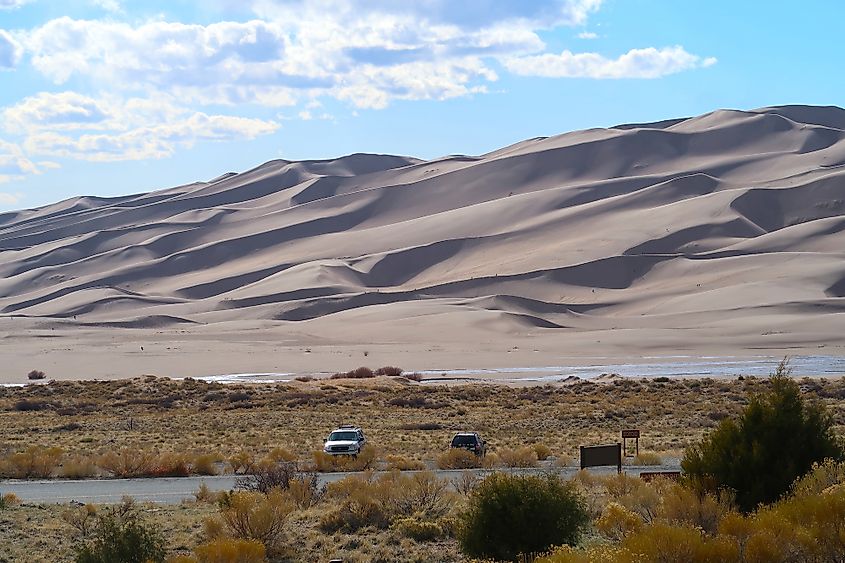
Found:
90,0 -> 122,12
0,192 -> 23,204
22,107 -> 279,162
0,140 -> 39,184
578,31 -> 598,39
0,30 -> 23,69
504,45 -> 716,79
3,92 -> 113,133
0,0 -> 31,9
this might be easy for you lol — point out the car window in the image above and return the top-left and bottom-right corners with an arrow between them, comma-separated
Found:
329,431 -> 358,441
451,435 -> 478,446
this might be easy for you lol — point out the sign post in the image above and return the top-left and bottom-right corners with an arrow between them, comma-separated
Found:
622,429 -> 640,458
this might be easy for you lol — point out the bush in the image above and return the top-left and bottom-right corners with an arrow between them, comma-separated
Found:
320,471 -> 455,533
97,449 -> 155,478
458,472 -> 589,561
27,369 -> 46,380
312,445 -> 378,472
385,454 -> 425,471
498,446 -> 539,468
595,502 -> 643,541
60,456 -> 99,479
374,366 -> 403,377
0,492 -> 18,510
0,446 -> 63,478
436,448 -> 481,469
532,443 -> 552,461
193,538 -> 266,563
215,489 -> 294,556
621,522 -> 739,562
682,358 -> 844,511
330,366 -> 374,379
74,500 -> 166,563
193,454 -> 220,476
393,517 -> 444,541
632,451 -> 662,466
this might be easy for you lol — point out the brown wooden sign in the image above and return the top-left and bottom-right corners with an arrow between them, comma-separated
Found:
639,471 -> 682,482
580,443 -> 622,473
621,429 -> 640,439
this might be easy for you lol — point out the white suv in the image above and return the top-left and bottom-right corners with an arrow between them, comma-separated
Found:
323,425 -> 366,456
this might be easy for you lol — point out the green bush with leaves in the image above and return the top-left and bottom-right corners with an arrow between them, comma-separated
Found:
682,359 -> 843,512
459,472 -> 589,561
74,500 -> 166,563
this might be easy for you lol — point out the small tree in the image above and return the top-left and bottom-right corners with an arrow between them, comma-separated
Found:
459,472 -> 589,561
683,358 -> 843,512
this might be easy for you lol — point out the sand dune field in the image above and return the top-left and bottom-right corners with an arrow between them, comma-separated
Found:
2,105 -> 844,381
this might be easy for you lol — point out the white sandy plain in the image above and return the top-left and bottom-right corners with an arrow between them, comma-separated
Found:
1,105 -> 844,383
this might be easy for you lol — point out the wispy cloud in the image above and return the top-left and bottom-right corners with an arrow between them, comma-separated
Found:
0,0 -> 32,9
0,30 -> 23,69
505,46 -> 716,79
578,31 -> 598,39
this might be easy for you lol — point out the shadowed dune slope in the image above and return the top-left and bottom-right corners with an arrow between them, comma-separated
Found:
1,105 -> 844,337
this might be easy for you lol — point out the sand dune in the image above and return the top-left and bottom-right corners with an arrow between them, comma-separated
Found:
1,105 -> 845,380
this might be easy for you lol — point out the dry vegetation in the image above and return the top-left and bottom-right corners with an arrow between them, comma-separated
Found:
2,374 -> 845,478
3,373 -> 845,561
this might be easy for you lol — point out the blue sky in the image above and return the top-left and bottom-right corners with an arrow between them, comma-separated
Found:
0,0 -> 842,210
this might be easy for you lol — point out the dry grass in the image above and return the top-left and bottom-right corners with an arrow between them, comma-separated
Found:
0,375 -> 843,480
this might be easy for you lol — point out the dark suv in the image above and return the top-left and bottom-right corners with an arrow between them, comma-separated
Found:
450,432 -> 486,456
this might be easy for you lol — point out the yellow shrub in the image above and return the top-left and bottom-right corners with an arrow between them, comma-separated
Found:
152,452 -> 191,477
312,445 -> 378,472
60,456 -> 98,479
266,448 -> 296,463
194,538 -> 266,563
497,447 -> 539,468
633,452 -> 663,466
229,451 -> 255,474
385,454 -> 425,471
595,502 -> 643,541
622,522 -> 739,562
436,449 -> 480,469
532,443 -> 552,461
218,489 -> 293,555
193,454 -> 220,476
660,483 -> 734,534
0,446 -> 63,478
97,448 -> 155,478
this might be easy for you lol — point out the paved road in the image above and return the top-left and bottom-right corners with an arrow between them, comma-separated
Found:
0,465 -> 680,505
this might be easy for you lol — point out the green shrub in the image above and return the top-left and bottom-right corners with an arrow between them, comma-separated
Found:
74,500 -> 165,563
458,472 -> 589,561
682,359 -> 844,511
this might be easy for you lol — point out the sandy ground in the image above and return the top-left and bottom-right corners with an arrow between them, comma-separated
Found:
2,318 -> 843,384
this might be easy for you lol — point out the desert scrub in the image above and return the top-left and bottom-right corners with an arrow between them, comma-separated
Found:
205,489 -> 294,557
458,472 -> 589,561
0,445 -> 64,478
497,446 -> 539,468
385,454 -> 426,471
320,470 -> 455,533
436,448 -> 481,469
73,498 -> 166,563
190,538 -> 266,563
631,451 -> 662,465
311,444 -> 378,472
